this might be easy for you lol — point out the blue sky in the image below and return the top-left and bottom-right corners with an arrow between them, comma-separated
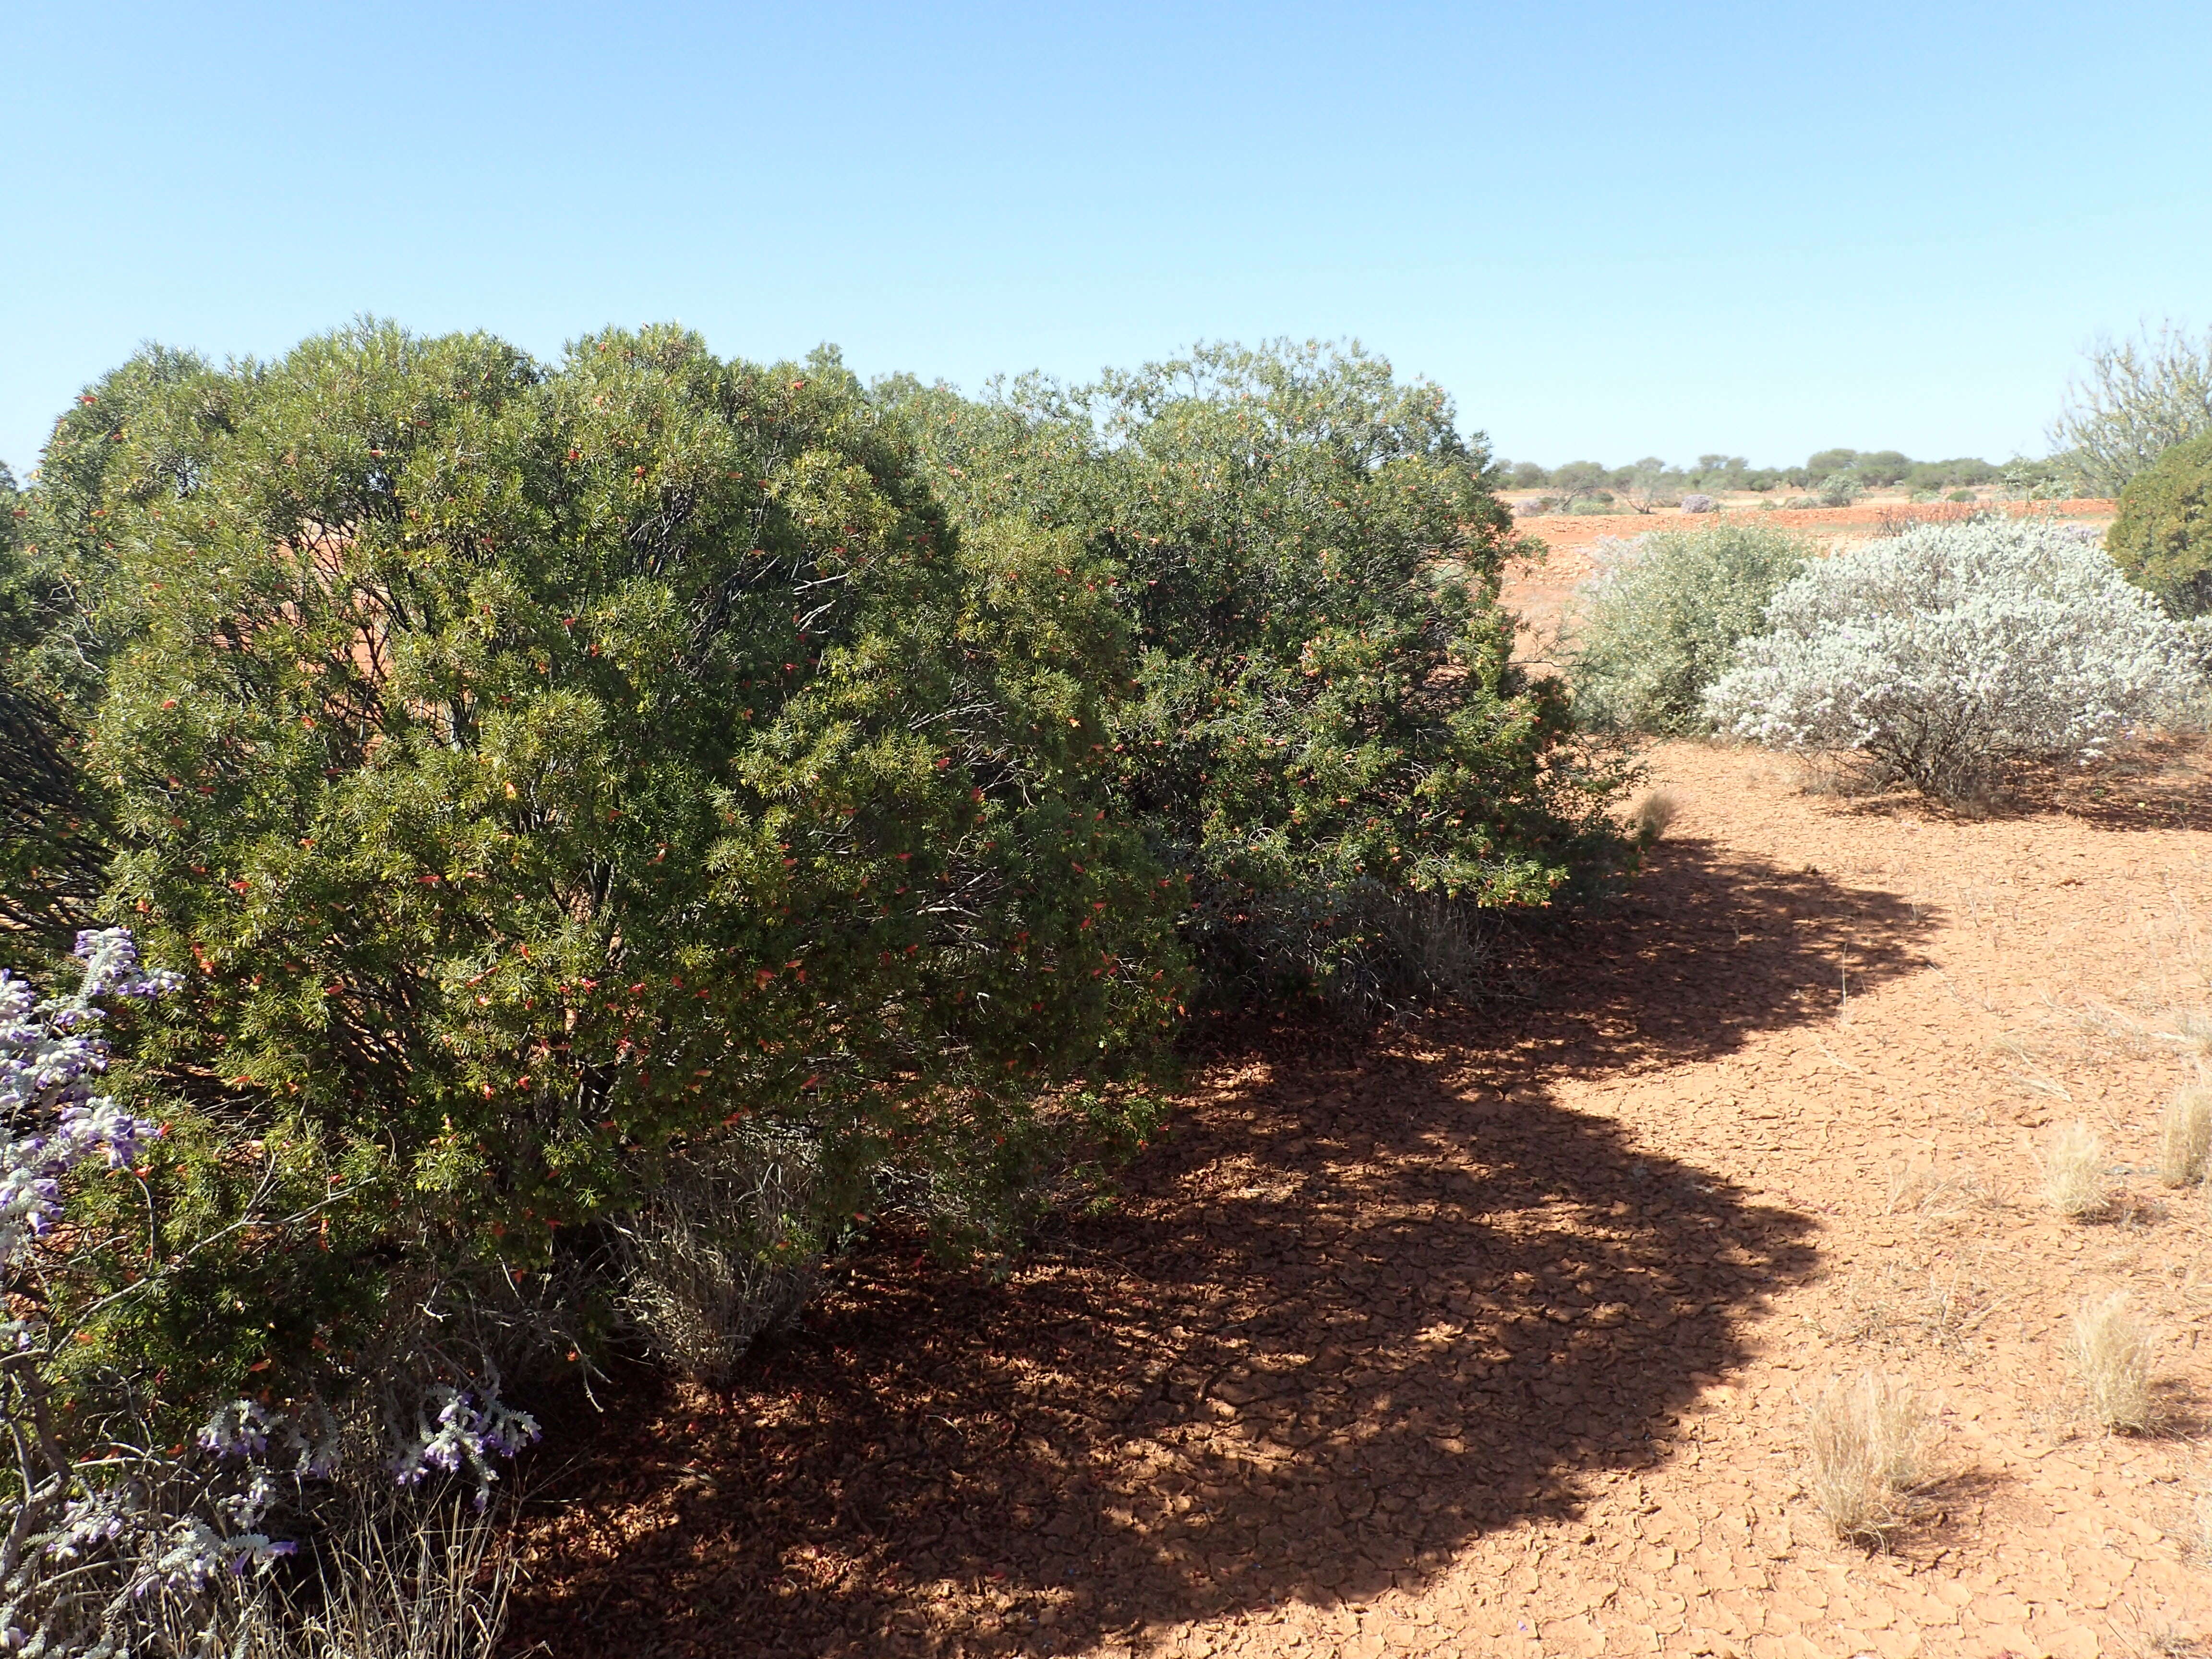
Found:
4,1 -> 2207,477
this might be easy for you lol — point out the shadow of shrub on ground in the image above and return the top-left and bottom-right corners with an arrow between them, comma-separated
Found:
1810,733 -> 2212,834
503,840 -> 1929,1658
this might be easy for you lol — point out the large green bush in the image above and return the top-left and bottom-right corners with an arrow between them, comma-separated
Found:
884,341 -> 1632,1011
2106,431 -> 2212,617
48,321 -> 1182,1419
1569,521 -> 1811,734
4,325 -> 1640,1653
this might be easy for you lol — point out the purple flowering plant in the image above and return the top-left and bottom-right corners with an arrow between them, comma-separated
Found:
1,928 -> 172,1267
2,930 -> 539,1647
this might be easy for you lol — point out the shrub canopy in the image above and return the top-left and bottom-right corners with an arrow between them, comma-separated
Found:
883,341 -> 1631,1010
1569,522 -> 1809,735
2052,322 -> 2212,496
1705,517 -> 2202,800
2106,431 -> 2212,617
47,322 -> 1183,1411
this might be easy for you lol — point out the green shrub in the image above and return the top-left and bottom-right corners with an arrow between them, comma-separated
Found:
0,458 -> 106,962
2106,431 -> 2212,616
55,322 -> 1183,1421
2053,322 -> 2212,495
1570,522 -> 1811,734
884,341 -> 1632,1013
1817,473 -> 1862,507
1948,489 -> 1978,504
1545,459 -> 1611,511
1905,457 -> 1996,491
0,353 -> 227,968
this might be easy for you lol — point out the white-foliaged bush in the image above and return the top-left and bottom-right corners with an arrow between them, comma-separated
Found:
1703,517 -> 2204,800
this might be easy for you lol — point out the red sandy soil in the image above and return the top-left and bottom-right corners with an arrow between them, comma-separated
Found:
502,643 -> 2212,1659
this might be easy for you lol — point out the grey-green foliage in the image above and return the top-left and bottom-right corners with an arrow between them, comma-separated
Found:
1704,518 -> 2203,802
2051,322 -> 2212,495
1570,522 -> 1812,735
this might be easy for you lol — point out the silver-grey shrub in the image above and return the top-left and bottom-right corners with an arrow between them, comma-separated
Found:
1703,517 -> 2204,801
1570,523 -> 1812,734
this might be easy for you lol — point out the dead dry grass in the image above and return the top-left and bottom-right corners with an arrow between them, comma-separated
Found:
2162,1085 -> 2212,1188
1631,788 -> 1682,842
2074,1290 -> 2158,1432
1803,1371 -> 1931,1544
2043,1119 -> 2110,1217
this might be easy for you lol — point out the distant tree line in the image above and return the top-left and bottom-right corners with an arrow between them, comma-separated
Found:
1496,449 -> 2002,510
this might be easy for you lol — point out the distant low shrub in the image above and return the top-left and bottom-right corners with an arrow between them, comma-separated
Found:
2000,457 -> 2073,501
1904,457 -> 1997,491
1569,523 -> 1810,735
1679,493 -> 1717,514
1816,473 -> 1861,507
1780,495 -> 1821,509
1947,489 -> 1978,504
2106,431 -> 2212,617
1545,459 -> 1612,511
1705,518 -> 2204,801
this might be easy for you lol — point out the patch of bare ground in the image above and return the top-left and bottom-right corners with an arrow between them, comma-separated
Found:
503,736 -> 2212,1659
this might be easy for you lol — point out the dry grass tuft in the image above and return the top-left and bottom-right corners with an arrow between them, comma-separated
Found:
1803,1371 -> 1930,1544
1631,789 -> 1682,841
2160,1084 -> 2212,1187
216,1478 -> 515,1659
2073,1290 -> 2157,1432
2041,1119 -> 2109,1217
2155,1006 -> 2212,1062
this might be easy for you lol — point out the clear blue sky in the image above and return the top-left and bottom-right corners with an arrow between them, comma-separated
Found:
5,1 -> 2208,477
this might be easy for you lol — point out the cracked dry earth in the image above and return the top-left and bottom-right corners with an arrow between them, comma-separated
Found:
504,738 -> 2212,1659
